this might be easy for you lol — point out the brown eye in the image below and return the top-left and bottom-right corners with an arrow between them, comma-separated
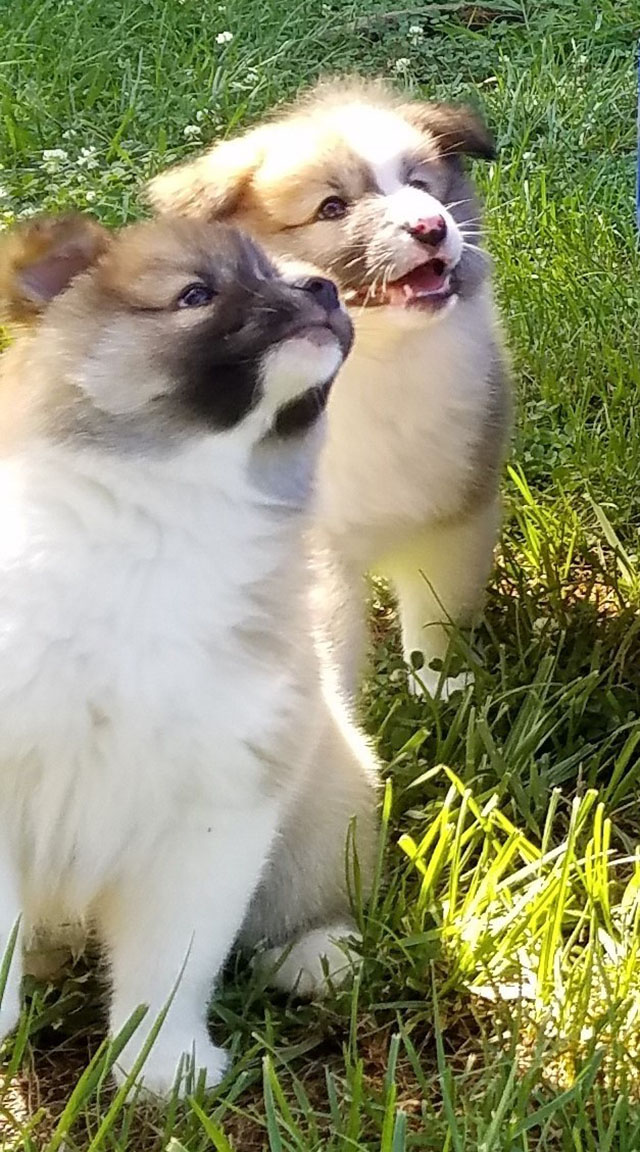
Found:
317,196 -> 348,221
177,282 -> 215,308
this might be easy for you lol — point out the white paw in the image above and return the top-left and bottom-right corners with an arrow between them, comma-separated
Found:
254,921 -> 360,999
24,922 -> 86,980
113,1027 -> 229,1099
408,666 -> 474,701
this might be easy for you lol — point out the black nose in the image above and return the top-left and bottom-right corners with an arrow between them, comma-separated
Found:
298,276 -> 340,312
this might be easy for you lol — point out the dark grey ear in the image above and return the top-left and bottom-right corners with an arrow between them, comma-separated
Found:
400,101 -> 496,161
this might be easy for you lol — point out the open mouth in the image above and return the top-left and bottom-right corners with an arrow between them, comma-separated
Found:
345,259 -> 456,311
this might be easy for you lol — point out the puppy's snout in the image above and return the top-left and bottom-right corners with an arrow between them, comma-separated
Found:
297,276 -> 340,313
405,214 -> 447,248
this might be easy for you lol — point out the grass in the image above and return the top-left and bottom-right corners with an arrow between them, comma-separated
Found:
1,0 -> 640,1147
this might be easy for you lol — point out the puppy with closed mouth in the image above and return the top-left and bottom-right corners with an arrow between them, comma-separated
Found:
147,78 -> 511,698
0,214 -> 378,1096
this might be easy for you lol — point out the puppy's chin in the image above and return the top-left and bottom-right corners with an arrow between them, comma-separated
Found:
262,330 -> 344,415
351,292 -> 459,336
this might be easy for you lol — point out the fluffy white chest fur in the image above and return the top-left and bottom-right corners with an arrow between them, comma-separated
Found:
0,212 -> 378,1099
0,440 -> 308,914
0,432 -> 377,1095
144,80 -> 510,696
314,291 -> 505,699
319,291 -> 495,558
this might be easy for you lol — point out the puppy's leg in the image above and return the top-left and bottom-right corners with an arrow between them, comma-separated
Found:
386,499 -> 499,699
99,805 -> 279,1098
0,860 -> 23,1044
253,920 -> 360,998
242,709 -> 378,997
310,533 -> 368,704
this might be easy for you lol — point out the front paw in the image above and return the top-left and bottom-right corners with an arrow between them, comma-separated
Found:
254,921 -> 360,999
408,663 -> 474,701
113,1027 -> 229,1099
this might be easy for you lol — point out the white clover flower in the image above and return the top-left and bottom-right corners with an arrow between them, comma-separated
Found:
42,148 -> 69,172
77,146 -> 99,170
183,124 -> 202,140
84,190 -> 97,202
215,30 -> 233,44
75,146 -> 99,170
408,23 -> 423,39
393,58 -> 411,72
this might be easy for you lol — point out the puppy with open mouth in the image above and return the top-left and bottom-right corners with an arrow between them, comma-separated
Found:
0,214 -> 378,1096
147,78 -> 511,698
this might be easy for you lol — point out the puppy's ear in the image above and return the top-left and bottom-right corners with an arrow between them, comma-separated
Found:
401,101 -> 496,161
0,214 -> 110,326
145,130 -> 264,220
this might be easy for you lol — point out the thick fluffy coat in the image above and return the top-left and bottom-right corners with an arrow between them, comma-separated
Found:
0,216 -> 378,1095
148,79 -> 511,697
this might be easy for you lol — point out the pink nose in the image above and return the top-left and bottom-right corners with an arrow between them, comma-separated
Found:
405,214 -> 447,247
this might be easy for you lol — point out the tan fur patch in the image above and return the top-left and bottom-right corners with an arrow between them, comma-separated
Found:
144,78 -> 494,298
145,78 -> 492,232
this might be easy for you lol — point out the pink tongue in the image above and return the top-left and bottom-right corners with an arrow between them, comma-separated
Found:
387,261 -> 448,305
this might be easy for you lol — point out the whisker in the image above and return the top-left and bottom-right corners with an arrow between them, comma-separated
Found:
381,260 -> 393,296
483,198 -> 521,216
461,242 -> 490,259
368,259 -> 390,303
445,198 -> 475,212
367,270 -> 381,304
337,253 -> 364,274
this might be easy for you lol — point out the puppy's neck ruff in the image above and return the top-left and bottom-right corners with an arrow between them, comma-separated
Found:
4,431 -> 309,568
348,292 -> 462,351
